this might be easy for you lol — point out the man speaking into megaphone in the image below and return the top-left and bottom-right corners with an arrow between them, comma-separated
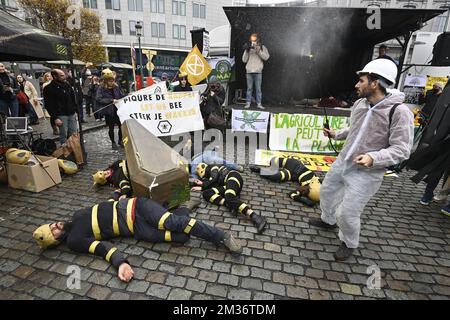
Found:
242,33 -> 270,110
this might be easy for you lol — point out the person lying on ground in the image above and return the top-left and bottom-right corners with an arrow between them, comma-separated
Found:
33,197 -> 242,282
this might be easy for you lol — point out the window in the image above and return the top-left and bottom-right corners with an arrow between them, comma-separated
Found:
193,3 -> 199,18
173,24 -> 179,39
180,25 -> 186,39
180,1 -> 186,16
151,22 -> 158,37
172,0 -> 178,15
159,23 -> 165,38
113,0 -> 120,10
115,20 -> 122,34
128,0 -> 143,11
105,0 -> 112,9
107,19 -> 114,34
83,0 -> 98,8
130,21 -> 143,36
158,0 -> 165,13
200,4 -> 205,19
151,0 -> 157,12
107,19 -> 122,35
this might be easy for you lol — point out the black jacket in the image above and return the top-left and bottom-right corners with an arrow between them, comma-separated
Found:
200,86 -> 225,118
0,72 -> 20,101
419,90 -> 441,118
173,85 -> 193,92
43,80 -> 77,117
96,85 -> 124,116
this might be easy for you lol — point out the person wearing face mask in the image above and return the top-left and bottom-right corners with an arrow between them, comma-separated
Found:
309,59 -> 414,261
242,33 -> 270,110
199,76 -> 226,126
418,82 -> 444,119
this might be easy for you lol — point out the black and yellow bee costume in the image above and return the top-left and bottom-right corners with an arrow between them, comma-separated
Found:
251,157 -> 321,206
196,163 -> 267,234
33,198 -> 240,269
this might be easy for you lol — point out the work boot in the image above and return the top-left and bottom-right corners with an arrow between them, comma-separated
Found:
180,198 -> 201,211
309,218 -> 337,230
257,104 -> 265,110
236,165 -> 244,173
420,191 -> 434,205
251,213 -> 267,234
441,204 -> 450,217
222,231 -> 242,254
244,103 -> 251,109
112,142 -> 118,150
334,242 -> 354,261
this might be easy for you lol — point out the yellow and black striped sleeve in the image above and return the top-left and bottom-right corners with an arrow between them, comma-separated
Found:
118,179 -> 132,198
67,237 -> 128,269
202,166 -> 220,190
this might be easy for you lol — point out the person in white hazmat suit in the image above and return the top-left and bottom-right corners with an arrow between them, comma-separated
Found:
309,59 -> 414,261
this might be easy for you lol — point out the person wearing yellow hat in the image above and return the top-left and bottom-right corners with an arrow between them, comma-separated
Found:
191,163 -> 267,234
419,82 -> 444,119
92,159 -> 131,200
96,69 -> 125,150
32,197 -> 243,282
173,72 -> 192,92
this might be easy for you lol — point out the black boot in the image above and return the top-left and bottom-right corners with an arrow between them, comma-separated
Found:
112,142 -> 118,150
251,213 -> 267,234
249,165 -> 261,174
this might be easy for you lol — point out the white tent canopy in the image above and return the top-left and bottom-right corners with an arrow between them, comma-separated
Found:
209,25 -> 231,57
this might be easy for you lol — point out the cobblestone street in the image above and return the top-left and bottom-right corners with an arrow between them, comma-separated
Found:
0,128 -> 449,300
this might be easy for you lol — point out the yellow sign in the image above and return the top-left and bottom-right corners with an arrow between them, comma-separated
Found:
254,149 -> 337,172
179,45 -> 212,85
425,76 -> 449,92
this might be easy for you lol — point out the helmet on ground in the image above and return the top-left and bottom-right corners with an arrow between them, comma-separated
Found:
5,148 -> 31,165
357,59 -> 398,86
33,224 -> 59,249
92,170 -> 108,185
307,176 -> 321,202
58,160 -> 78,175
195,163 -> 208,178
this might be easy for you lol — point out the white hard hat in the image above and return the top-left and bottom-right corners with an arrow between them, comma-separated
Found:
357,59 -> 398,86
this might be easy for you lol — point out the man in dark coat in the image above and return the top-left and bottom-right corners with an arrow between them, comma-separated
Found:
407,80 -> 450,215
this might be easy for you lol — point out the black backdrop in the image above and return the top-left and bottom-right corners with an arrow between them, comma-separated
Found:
224,6 -> 444,104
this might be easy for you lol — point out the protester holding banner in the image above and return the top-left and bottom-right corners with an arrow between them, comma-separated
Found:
309,59 -> 414,261
242,33 -> 270,110
96,69 -> 125,150
173,72 -> 192,92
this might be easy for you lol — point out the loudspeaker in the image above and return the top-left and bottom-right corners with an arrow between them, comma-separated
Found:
190,28 -> 209,55
432,32 -> 450,66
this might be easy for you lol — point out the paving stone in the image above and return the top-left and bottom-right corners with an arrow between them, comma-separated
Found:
286,286 -> 308,299
212,262 -> 232,273
228,288 -> 252,300
263,282 -> 286,296
273,272 -> 295,285
250,267 -> 272,280
0,275 -> 19,288
283,264 -> 304,276
241,278 -> 263,291
88,272 -> 112,286
0,259 -> 20,272
253,292 -> 275,300
340,283 -> 363,296
32,286 -> 57,299
206,284 -> 228,298
218,274 -> 239,286
198,270 -> 219,283
166,275 -> 187,288
127,280 -> 150,293
231,265 -> 250,277
87,286 -> 111,300
147,284 -> 171,299
146,271 -> 167,284
308,289 -> 332,300
109,292 -> 131,300
264,243 -> 282,252
186,279 -> 207,293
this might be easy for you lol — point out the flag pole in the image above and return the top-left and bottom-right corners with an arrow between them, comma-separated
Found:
131,42 -> 137,92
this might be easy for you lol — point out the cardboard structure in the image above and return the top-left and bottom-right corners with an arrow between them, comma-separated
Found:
121,119 -> 190,208
7,156 -> 62,192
